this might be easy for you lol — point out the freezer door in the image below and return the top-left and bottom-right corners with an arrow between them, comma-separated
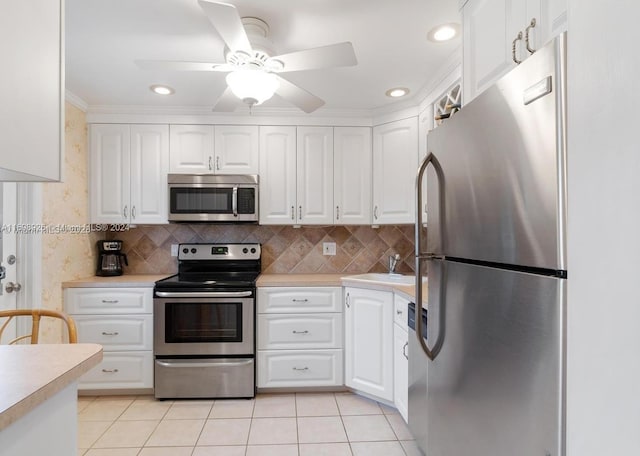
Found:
426,260 -> 564,456
425,33 -> 567,270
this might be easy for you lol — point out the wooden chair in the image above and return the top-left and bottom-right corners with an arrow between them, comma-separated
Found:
0,309 -> 78,344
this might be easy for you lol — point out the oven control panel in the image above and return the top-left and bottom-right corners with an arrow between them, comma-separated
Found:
178,243 -> 261,261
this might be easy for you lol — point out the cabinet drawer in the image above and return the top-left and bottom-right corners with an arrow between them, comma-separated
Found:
73,315 -> 152,351
79,351 -> 153,390
394,293 -> 411,328
65,288 -> 153,314
257,349 -> 343,388
258,287 -> 342,313
258,313 -> 343,350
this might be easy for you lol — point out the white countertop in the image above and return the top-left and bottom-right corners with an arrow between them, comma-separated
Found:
0,343 -> 103,431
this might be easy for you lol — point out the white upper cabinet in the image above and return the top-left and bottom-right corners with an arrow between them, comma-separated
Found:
372,117 -> 419,225
297,127 -> 334,225
214,125 -> 259,174
0,0 -> 63,181
170,125 -> 258,174
169,125 -> 214,173
463,0 -> 567,103
259,126 -> 297,224
90,124 -> 168,224
334,127 -> 372,225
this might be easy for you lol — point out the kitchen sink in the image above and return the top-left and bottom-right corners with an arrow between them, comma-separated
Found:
344,273 -> 416,285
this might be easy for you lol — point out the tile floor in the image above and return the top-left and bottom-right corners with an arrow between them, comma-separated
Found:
78,392 -> 422,456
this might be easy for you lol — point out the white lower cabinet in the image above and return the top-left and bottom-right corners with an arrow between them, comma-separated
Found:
393,294 -> 410,422
65,287 -> 154,391
344,287 -> 394,402
257,287 -> 343,388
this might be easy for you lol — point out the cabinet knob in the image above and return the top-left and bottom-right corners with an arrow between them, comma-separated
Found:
512,31 -> 523,64
216,156 -> 220,171
292,367 -> 309,371
336,206 -> 340,220
292,298 -> 309,303
101,299 -> 119,304
291,206 -> 295,220
345,292 -> 350,308
396,309 -> 403,315
374,205 -> 379,220
403,342 -> 408,360
208,156 -> 213,171
101,331 -> 119,336
102,368 -> 119,373
292,330 -> 309,335
123,205 -> 128,219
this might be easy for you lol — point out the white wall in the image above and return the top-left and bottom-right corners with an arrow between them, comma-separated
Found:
566,1 -> 640,454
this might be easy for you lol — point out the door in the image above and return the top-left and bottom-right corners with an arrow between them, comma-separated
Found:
334,127 -> 371,224
297,127 -> 333,224
425,259 -> 564,456
214,125 -> 259,174
130,125 -> 169,224
259,126 -> 297,225
0,183 -> 17,342
169,125 -> 214,173
344,287 -> 393,401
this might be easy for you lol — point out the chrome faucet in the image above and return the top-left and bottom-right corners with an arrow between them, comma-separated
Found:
388,253 -> 401,274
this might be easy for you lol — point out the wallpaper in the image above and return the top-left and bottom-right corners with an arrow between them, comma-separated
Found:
40,102 -> 101,342
107,224 -> 416,275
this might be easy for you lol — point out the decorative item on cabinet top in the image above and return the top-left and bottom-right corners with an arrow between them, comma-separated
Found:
434,82 -> 461,127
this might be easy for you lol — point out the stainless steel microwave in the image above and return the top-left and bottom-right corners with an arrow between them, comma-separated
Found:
168,174 -> 258,222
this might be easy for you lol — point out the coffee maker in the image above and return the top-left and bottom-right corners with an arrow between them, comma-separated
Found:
96,240 -> 128,276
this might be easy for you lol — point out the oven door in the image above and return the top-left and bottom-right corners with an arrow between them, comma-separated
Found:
154,292 -> 254,356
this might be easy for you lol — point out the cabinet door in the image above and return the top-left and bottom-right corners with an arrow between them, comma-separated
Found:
462,0 -> 524,103
394,324 -> 409,422
372,118 -> 418,224
214,125 -> 259,174
259,126 -> 297,225
344,287 -> 394,401
169,125 -> 214,173
525,0 -> 567,51
334,127 -> 372,225
297,127 -> 334,224
0,0 -> 62,181
90,124 -> 130,223
130,125 -> 169,224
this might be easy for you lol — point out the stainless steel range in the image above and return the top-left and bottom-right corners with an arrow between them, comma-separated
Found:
153,243 -> 260,399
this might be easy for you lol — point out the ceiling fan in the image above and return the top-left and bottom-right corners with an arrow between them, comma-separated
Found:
136,0 -> 358,113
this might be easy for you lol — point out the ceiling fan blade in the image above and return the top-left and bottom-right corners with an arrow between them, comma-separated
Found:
272,42 -> 357,73
275,75 -> 325,113
135,60 -> 232,72
213,87 -> 238,111
198,0 -> 252,54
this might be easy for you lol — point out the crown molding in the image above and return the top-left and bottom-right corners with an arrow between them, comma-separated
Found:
64,90 -> 88,112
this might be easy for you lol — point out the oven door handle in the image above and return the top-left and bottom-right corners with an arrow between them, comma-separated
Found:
156,359 -> 254,369
154,291 -> 253,298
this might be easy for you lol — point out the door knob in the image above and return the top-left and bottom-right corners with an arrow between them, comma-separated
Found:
5,282 -> 22,293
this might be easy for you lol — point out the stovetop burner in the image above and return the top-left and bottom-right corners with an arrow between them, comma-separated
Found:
155,243 -> 261,292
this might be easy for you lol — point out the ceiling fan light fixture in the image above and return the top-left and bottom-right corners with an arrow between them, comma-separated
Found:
226,70 -> 279,106
150,84 -> 174,95
427,23 -> 460,42
386,87 -> 410,98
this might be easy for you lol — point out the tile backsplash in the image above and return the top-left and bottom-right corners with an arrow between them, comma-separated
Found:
107,224 -> 417,275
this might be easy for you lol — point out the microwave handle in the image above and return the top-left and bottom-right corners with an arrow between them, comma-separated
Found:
232,187 -> 238,217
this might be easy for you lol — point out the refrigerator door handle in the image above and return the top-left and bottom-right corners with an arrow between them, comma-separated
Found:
414,258 -> 446,361
415,152 -> 445,257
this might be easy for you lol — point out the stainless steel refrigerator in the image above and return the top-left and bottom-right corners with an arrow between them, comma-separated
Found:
410,32 -> 568,456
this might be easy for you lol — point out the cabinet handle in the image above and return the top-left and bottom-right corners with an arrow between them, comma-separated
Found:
292,367 -> 309,371
101,331 -> 119,336
403,342 -> 408,360
102,368 -> 119,373
396,310 -> 403,315
336,206 -> 340,220
208,156 -> 213,171
292,298 -> 309,303
131,205 -> 136,219
512,31 -> 523,64
292,330 -> 309,335
216,156 -> 221,171
291,206 -> 295,220
374,205 -> 379,220
346,292 -> 350,308
123,205 -> 128,219
101,299 -> 119,304
298,206 -> 302,220
525,18 -> 537,54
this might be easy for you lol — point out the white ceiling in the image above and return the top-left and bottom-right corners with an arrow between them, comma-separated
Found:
65,0 -> 461,113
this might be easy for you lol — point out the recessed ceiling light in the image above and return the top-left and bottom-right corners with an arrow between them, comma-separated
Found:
386,87 -> 410,98
150,84 -> 174,95
427,23 -> 460,42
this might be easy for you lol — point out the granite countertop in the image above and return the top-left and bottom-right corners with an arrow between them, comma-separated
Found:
62,274 -> 171,288
0,344 -> 103,431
